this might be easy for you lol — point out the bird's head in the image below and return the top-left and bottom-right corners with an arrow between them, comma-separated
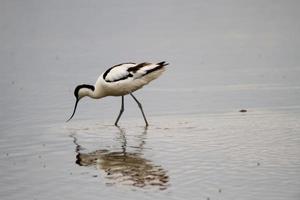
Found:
66,84 -> 95,122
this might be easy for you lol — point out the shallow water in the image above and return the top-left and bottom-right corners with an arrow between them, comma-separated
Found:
1,0 -> 300,200
1,110 -> 300,200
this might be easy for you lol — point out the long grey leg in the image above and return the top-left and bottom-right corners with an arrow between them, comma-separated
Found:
114,96 -> 124,126
130,93 -> 149,127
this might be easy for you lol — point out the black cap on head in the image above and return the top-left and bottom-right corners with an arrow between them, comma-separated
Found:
74,84 -> 95,99
66,84 -> 95,122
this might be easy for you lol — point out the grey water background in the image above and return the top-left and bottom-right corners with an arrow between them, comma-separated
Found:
1,0 -> 300,199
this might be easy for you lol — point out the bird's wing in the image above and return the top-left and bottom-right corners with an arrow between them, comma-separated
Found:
128,62 -> 168,78
103,62 -> 168,82
103,63 -> 136,82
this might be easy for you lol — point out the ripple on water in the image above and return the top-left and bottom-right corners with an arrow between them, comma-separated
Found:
2,108 -> 300,199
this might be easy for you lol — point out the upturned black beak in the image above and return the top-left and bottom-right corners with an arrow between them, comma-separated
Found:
66,98 -> 79,122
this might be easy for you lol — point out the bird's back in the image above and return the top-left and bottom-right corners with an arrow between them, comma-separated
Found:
97,62 -> 168,96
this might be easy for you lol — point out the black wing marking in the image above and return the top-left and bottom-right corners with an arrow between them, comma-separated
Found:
144,61 -> 168,75
127,62 -> 150,73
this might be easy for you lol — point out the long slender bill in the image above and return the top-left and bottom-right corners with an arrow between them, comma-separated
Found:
66,99 -> 79,122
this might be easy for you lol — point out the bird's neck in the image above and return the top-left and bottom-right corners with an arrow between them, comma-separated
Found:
85,84 -> 106,99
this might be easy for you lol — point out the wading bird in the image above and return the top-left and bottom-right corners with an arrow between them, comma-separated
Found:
67,61 -> 168,126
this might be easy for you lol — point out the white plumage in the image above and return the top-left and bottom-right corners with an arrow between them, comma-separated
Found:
67,61 -> 168,126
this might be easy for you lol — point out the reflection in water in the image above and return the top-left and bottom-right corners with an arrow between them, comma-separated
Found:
70,127 -> 169,190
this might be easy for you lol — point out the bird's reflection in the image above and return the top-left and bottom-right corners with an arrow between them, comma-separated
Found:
70,127 -> 169,190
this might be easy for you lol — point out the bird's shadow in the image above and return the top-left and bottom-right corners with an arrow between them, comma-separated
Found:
70,126 -> 169,190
